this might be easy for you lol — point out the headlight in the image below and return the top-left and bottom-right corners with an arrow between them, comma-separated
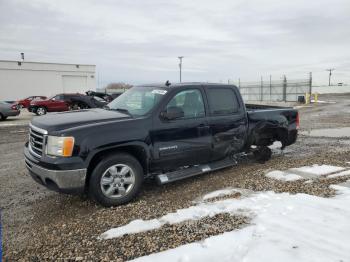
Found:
46,136 -> 75,157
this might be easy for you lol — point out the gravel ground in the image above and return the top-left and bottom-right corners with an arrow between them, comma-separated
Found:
1,93 -> 350,261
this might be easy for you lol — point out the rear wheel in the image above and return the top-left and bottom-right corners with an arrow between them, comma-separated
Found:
253,146 -> 272,163
70,102 -> 88,110
36,106 -> 47,116
88,153 -> 144,207
0,113 -> 7,121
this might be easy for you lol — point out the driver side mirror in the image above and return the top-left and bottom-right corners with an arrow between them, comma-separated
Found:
161,106 -> 184,120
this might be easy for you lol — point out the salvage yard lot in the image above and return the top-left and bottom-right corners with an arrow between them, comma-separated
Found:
1,93 -> 350,261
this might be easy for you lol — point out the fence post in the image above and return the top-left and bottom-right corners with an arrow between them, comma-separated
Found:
269,75 -> 272,101
260,76 -> 263,101
283,75 -> 287,102
309,72 -> 312,94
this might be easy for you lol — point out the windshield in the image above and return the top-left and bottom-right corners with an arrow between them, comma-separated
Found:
107,86 -> 167,116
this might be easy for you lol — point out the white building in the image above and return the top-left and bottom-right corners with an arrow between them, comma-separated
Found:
0,60 -> 96,101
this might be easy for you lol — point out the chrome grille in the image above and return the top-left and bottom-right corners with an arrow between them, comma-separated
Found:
29,124 -> 47,158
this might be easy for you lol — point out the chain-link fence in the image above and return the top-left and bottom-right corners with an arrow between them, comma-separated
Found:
234,74 -> 312,102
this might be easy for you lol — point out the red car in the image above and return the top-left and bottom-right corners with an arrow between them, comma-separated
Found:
29,94 -> 71,115
28,93 -> 108,115
17,96 -> 47,108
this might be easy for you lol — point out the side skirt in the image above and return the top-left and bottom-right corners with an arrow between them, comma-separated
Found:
155,157 -> 238,185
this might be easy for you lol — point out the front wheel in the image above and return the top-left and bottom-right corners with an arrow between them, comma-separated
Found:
88,153 -> 144,207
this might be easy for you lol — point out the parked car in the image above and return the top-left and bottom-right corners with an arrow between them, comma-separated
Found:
0,101 -> 20,120
86,91 -> 114,102
86,90 -> 123,102
24,83 -> 299,206
17,96 -> 47,108
28,93 -> 108,115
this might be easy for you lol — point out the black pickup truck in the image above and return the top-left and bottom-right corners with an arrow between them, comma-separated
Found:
24,83 -> 299,206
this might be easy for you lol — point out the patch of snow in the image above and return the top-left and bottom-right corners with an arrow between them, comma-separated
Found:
303,180 -> 313,184
268,141 -> 282,150
99,219 -> 162,239
201,188 -> 242,201
289,164 -> 345,176
327,170 -> 350,178
265,170 -> 303,181
131,186 -> 350,262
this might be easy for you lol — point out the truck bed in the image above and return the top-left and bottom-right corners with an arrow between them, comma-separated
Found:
245,103 -> 299,148
245,103 -> 292,111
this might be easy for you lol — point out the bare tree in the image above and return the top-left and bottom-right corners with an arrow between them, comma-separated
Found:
105,82 -> 132,92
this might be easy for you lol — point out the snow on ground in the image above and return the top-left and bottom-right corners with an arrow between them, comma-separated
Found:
264,164 -> 347,181
268,141 -> 282,150
289,164 -> 345,176
130,185 -> 350,262
265,170 -> 303,181
327,170 -> 350,178
200,188 -> 245,201
100,164 -> 350,261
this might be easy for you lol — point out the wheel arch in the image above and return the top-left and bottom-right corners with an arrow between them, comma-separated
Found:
250,120 -> 289,148
85,143 -> 150,189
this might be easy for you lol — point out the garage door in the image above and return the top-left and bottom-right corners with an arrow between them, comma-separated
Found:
62,75 -> 87,93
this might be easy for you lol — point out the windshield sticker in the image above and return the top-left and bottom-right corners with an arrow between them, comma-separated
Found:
152,89 -> 167,95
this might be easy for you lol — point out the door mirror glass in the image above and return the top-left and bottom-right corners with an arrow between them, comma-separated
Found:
161,106 -> 184,120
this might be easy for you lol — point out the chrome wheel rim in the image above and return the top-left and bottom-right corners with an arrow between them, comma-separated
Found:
100,164 -> 135,199
37,108 -> 45,115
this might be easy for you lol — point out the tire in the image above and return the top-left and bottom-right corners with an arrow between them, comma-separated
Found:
88,153 -> 144,207
69,103 -> 80,111
253,146 -> 272,163
70,103 -> 88,111
36,106 -> 47,116
79,103 -> 89,109
0,113 -> 7,121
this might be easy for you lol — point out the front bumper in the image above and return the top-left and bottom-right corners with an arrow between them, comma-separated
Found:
24,146 -> 87,194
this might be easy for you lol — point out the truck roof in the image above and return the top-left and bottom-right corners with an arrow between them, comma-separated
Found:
138,82 -> 237,90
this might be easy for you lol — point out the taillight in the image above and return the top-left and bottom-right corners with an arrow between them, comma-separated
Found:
11,104 -> 18,110
296,112 -> 300,129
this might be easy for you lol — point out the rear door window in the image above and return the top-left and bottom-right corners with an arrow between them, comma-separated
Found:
207,88 -> 239,116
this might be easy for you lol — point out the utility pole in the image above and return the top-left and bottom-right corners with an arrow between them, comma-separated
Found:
326,68 -> 335,86
283,75 -> 287,102
178,56 -> 184,82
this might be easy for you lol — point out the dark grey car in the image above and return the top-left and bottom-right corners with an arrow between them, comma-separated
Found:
0,101 -> 20,120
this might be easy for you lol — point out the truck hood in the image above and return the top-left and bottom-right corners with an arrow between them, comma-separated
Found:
31,108 -> 131,132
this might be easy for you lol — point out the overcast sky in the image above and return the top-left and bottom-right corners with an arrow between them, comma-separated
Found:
0,0 -> 349,87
